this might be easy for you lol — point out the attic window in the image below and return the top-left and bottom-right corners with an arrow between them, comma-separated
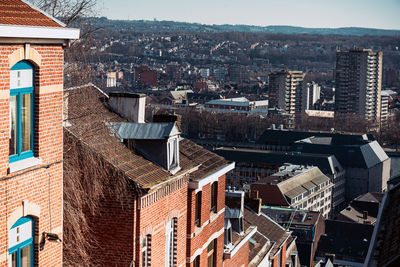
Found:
168,138 -> 179,169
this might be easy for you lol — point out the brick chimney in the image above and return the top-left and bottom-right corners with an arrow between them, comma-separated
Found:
108,91 -> 146,123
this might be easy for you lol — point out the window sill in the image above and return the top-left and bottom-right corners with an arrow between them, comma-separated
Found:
8,157 -> 42,174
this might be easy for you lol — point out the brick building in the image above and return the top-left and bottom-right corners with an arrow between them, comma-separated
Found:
251,165 -> 333,218
262,206 -> 325,267
0,1 -> 79,266
63,84 -> 234,266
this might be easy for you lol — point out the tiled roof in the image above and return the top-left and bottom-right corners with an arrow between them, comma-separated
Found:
244,208 -> 290,258
0,0 -> 62,27
179,138 -> 228,181
65,84 -> 226,189
248,230 -> 272,267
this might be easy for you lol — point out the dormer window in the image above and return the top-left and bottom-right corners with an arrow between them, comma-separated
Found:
107,121 -> 181,174
9,61 -> 34,163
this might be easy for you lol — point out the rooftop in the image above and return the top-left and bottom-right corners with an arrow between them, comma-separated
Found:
0,0 -> 63,27
65,84 -> 227,190
316,220 -> 374,263
215,147 -> 343,176
261,206 -> 321,227
244,207 -> 290,258
254,166 -> 330,199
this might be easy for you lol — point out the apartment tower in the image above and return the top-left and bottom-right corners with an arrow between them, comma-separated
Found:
269,70 -> 305,115
335,49 -> 383,121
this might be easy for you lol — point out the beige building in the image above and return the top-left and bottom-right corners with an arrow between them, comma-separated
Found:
251,165 -> 334,218
335,49 -> 383,121
269,70 -> 305,115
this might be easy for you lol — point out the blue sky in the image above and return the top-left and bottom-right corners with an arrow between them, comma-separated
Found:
99,0 -> 400,29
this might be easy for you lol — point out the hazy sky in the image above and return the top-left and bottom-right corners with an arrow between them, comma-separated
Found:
99,0 -> 400,29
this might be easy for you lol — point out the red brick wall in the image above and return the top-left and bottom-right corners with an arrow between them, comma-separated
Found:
187,174 -> 226,266
137,183 -> 188,267
281,242 -> 287,267
272,241 -> 287,267
224,240 -> 250,267
250,184 -> 289,206
0,44 -> 64,267
86,190 -> 135,266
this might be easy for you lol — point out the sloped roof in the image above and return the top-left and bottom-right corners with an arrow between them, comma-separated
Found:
107,122 -> 179,140
355,192 -> 383,203
276,168 -> 330,199
215,147 -> 343,175
65,84 -> 227,189
179,138 -> 228,181
316,220 -> 374,263
169,90 -> 193,100
0,0 -> 63,27
244,208 -> 290,258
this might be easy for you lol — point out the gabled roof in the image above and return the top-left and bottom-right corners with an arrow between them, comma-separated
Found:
0,0 -> 63,27
0,0 -> 79,40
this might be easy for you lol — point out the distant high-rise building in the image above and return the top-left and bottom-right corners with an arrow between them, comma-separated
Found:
268,70 -> 305,115
213,67 -> 227,82
334,49 -> 383,121
305,82 -> 321,110
106,72 -> 117,87
166,62 -> 181,82
199,68 -> 210,79
380,90 -> 390,127
228,65 -> 248,83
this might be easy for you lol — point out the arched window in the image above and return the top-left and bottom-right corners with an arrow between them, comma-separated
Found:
9,217 -> 34,267
9,61 -> 35,162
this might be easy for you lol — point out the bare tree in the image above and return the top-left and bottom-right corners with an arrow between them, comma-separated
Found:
28,0 -> 103,87
28,0 -> 98,26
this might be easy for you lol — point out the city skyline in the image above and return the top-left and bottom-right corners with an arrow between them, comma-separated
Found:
100,0 -> 400,30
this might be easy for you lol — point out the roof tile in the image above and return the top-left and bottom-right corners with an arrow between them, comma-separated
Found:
0,0 -> 62,27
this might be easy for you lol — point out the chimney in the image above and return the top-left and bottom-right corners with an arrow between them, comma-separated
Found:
108,92 -> 146,123
363,211 -> 368,219
153,113 -> 181,129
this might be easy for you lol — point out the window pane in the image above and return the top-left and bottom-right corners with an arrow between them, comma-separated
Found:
9,95 -> 17,155
20,245 -> 32,267
21,93 -> 32,152
207,253 -> 214,267
207,240 -> 214,253
11,252 -> 17,267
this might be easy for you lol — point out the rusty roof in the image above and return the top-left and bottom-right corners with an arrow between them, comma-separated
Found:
64,84 -> 227,190
0,0 -> 63,27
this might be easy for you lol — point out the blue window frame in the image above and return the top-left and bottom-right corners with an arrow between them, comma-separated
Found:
9,217 -> 34,267
9,61 -> 34,163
